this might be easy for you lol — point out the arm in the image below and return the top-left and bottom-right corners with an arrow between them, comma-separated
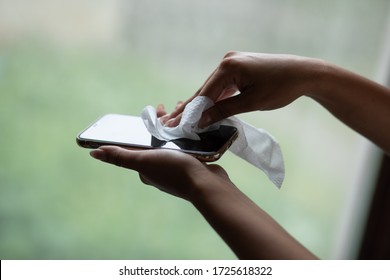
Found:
308,62 -> 390,154
166,52 -> 390,154
190,171 -> 317,259
90,146 -> 317,259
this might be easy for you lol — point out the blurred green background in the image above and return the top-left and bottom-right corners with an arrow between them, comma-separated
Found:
0,0 -> 389,259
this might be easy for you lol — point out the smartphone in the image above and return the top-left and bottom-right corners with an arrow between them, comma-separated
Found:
76,114 -> 238,162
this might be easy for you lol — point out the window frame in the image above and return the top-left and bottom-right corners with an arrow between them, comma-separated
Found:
358,153 -> 390,259
358,16 -> 390,259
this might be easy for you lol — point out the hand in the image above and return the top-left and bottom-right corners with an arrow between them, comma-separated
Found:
90,146 -> 231,201
165,51 -> 323,127
89,104 -> 319,260
90,103 -> 233,201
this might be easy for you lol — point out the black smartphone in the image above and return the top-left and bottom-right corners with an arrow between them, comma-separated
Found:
76,114 -> 238,162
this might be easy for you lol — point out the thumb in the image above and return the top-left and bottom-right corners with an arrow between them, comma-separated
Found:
198,94 -> 247,128
90,146 -> 141,171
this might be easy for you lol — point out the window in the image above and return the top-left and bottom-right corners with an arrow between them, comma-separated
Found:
0,0 -> 389,259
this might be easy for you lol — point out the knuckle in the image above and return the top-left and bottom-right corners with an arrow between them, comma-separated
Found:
223,50 -> 239,59
220,54 -> 245,74
220,56 -> 238,71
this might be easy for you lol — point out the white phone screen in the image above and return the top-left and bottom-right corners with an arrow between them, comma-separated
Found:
77,114 -> 238,156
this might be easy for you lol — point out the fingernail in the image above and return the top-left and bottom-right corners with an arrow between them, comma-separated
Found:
164,119 -> 174,127
159,114 -> 169,124
175,101 -> 184,109
90,149 -> 106,161
165,118 -> 179,127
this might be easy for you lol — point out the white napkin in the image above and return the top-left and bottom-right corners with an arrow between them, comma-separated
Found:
141,96 -> 285,188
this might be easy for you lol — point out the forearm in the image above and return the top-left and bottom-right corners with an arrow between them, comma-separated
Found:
307,61 -> 390,154
190,179 -> 317,259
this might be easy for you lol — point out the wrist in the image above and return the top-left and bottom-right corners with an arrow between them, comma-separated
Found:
304,59 -> 354,103
299,57 -> 330,99
188,173 -> 242,208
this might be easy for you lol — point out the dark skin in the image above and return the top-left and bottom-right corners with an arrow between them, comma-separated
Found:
165,52 -> 390,154
91,51 -> 390,259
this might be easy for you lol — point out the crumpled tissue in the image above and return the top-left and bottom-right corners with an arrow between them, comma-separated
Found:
141,96 -> 285,188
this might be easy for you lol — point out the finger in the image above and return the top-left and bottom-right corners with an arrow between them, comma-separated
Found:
167,96 -> 194,120
156,104 -> 167,117
198,64 -> 236,102
168,66 -> 220,119
175,101 -> 184,110
165,112 -> 182,127
163,101 -> 185,126
159,114 -> 170,124
167,55 -> 236,120
168,78 -> 238,128
198,94 -> 250,128
90,146 -> 142,171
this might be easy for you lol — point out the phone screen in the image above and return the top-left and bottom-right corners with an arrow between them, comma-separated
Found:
77,114 -> 238,159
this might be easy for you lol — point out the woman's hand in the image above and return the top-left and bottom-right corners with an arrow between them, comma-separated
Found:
90,146 -> 232,202
88,103 -> 318,260
163,51 -> 390,154
165,51 -> 323,127
90,103 -> 234,201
